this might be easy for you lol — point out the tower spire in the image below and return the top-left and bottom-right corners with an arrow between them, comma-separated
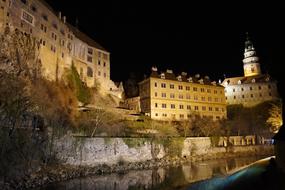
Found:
243,32 -> 261,77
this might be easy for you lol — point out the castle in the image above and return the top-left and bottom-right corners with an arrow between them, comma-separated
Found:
0,0 -> 123,98
221,34 -> 280,107
139,68 -> 227,121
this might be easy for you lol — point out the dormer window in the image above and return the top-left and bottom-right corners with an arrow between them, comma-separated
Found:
199,79 -> 204,84
188,77 -> 193,82
238,80 -> 242,84
161,73 -> 165,79
252,79 -> 256,83
177,75 -> 182,81
42,14 -> 48,21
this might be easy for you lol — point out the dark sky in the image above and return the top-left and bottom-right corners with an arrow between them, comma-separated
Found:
45,0 -> 285,98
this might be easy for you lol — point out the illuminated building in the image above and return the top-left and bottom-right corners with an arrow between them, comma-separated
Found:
222,33 -> 279,107
139,67 -> 227,121
0,0 -> 123,97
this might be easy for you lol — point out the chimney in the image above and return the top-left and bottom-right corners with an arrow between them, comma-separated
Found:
58,12 -> 62,20
63,16 -> 66,23
181,72 -> 187,76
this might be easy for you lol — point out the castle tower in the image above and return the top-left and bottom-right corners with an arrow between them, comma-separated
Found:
243,33 -> 262,77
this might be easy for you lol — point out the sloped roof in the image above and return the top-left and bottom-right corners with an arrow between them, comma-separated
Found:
68,24 -> 108,52
149,70 -> 223,87
40,0 -> 107,52
222,74 -> 274,86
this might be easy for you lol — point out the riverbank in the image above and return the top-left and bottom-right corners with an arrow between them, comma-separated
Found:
2,144 -> 273,190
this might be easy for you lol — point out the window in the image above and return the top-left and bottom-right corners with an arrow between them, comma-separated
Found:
21,10 -> 34,25
242,95 -> 245,99
207,89 -> 211,93
88,48 -> 93,55
178,85 -> 183,90
155,92 -> 158,97
104,73 -> 106,78
21,0 -> 27,4
215,107 -> 219,112
208,97 -> 212,102
250,87 -> 253,91
201,88 -> 205,92
103,62 -> 106,67
31,5 -> 37,12
52,23 -> 58,30
161,93 -> 166,98
186,94 -> 191,99
170,93 -> 175,99
162,114 -> 167,117
180,114 -> 184,119
179,94 -> 183,99
161,83 -> 166,88
187,114 -> 191,119
269,92 -> 272,96
193,87 -> 198,91
241,88 -> 244,91
60,29 -> 65,36
170,84 -> 175,89
87,56 -> 93,63
154,82 -> 157,87
251,94 -> 254,98
98,71 -> 101,76
171,104 -> 175,109
233,89 -> 236,92
201,97 -> 206,101
87,67 -> 93,77
214,90 -> 217,94
209,107 -> 213,111
42,14 -> 48,21
260,93 -> 262,97
215,98 -> 219,102
234,96 -> 236,99
155,103 -> 158,108
155,113 -> 158,117
186,86 -> 190,91
268,85 -> 271,89
187,105 -> 191,110
179,105 -> 184,109
162,104 -> 167,108
194,106 -> 199,111
61,52 -> 64,58
202,106 -> 206,111
194,96 -> 198,101
259,86 -> 262,90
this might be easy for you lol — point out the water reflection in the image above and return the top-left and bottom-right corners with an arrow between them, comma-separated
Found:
41,156 -> 268,190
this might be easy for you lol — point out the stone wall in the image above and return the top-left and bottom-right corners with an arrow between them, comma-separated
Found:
54,135 -> 273,166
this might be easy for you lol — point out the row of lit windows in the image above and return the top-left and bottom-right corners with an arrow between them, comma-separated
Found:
154,92 -> 223,102
154,113 -> 222,120
227,85 -> 272,93
154,82 -> 223,94
230,92 -> 272,100
154,103 -> 225,112
20,0 -> 73,39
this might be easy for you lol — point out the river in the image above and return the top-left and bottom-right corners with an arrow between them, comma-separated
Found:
39,156 -> 268,190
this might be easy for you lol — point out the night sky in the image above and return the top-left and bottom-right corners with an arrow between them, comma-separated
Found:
45,0 -> 285,99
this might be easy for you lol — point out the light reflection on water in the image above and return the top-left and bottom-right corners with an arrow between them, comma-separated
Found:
40,156 -> 268,190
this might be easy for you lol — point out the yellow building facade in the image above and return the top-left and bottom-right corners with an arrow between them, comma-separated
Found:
222,34 -> 279,107
139,68 -> 227,121
0,0 -> 122,97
